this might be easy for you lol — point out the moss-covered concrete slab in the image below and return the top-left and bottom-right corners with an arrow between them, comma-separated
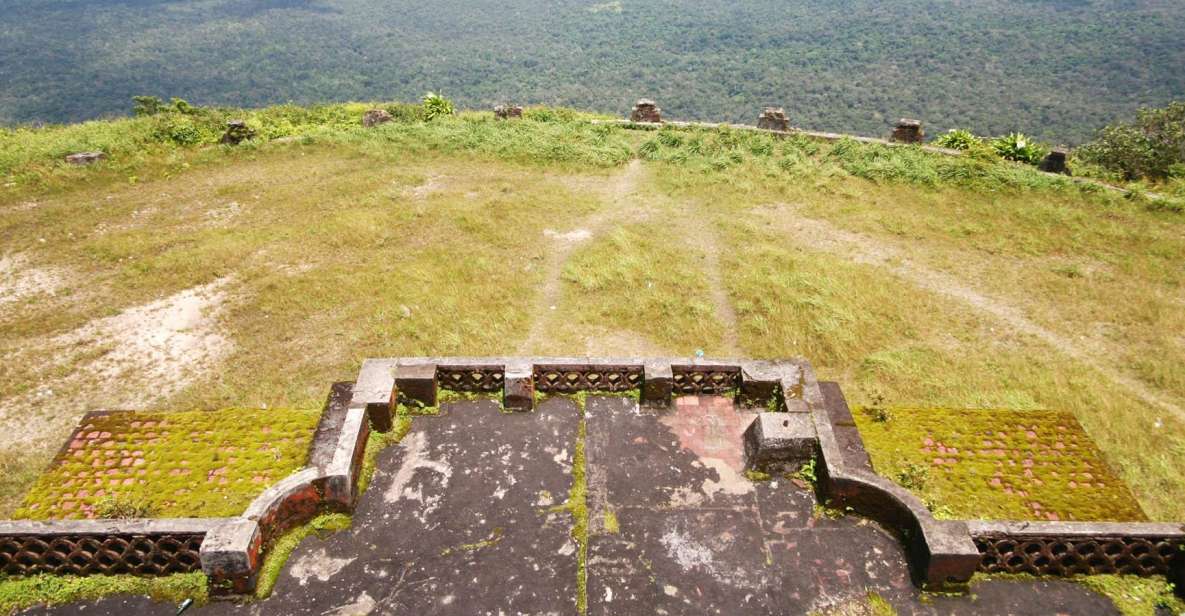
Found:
15,408 -> 319,520
850,406 -> 1147,521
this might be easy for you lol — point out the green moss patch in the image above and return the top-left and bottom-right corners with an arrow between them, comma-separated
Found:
0,571 -> 206,614
15,408 -> 320,519
852,406 -> 1146,521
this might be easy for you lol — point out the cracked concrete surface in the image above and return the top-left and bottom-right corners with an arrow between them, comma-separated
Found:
25,396 -> 1121,615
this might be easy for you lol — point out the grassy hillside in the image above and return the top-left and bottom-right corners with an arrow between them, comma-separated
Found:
1,104 -> 1183,526
2,0 -> 1185,144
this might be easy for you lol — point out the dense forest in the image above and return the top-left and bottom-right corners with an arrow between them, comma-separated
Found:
1,0 -> 1183,144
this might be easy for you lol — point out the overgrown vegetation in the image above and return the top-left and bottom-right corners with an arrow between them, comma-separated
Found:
1074,101 -> 1185,181
14,408 -> 320,519
3,0 -> 1183,146
990,132 -> 1049,165
0,572 -> 207,614
850,406 -> 1147,521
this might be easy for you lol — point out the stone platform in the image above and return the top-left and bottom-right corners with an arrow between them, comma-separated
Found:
23,396 -> 1118,615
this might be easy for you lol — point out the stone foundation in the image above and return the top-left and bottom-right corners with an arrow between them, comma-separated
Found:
891,119 -> 924,143
756,107 -> 789,131
494,104 -> 523,120
630,99 -> 662,123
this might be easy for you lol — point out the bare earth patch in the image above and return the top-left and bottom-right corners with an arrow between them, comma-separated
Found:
0,253 -> 65,310
0,277 -> 236,446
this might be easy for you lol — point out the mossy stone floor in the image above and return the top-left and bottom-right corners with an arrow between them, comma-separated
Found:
851,406 -> 1146,521
14,408 -> 319,519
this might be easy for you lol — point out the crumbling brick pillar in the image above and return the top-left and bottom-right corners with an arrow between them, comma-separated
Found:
630,99 -> 662,123
891,119 -> 924,144
757,107 -> 789,132
1039,148 -> 1069,175
494,105 -> 523,120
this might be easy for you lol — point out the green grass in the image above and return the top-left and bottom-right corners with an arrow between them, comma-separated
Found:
851,407 -> 1146,521
2,101 -> 1184,531
0,571 -> 207,614
254,512 -> 353,599
14,408 -> 319,519
978,574 -> 1185,616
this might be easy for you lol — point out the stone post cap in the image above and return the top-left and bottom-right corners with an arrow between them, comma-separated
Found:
896,118 -> 922,128
635,99 -> 657,108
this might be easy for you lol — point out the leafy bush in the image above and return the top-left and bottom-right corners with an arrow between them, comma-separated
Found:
933,129 -> 981,150
421,92 -> 455,121
1075,101 -> 1185,180
131,95 -> 165,117
990,132 -> 1049,165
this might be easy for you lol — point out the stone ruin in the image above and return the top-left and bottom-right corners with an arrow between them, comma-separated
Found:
1040,148 -> 1070,175
361,109 -> 393,128
64,152 -> 106,165
220,120 -> 255,145
494,104 -> 523,120
630,99 -> 662,123
891,118 -> 924,144
757,107 -> 790,132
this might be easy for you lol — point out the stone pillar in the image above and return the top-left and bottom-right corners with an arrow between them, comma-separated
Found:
641,361 -> 673,407
1039,148 -> 1069,175
630,99 -> 662,123
362,109 -> 393,128
220,120 -> 255,145
756,107 -> 789,132
494,104 -> 523,120
200,519 -> 262,597
394,362 -> 437,411
891,119 -> 924,144
503,362 -> 535,412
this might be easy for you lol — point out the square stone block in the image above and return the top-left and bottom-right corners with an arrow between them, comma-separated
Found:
641,361 -> 673,407
503,363 -> 534,412
743,412 -> 817,473
395,362 -> 438,409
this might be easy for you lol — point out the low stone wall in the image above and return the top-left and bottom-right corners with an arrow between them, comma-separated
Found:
969,521 -> 1185,578
0,518 -> 223,577
808,381 -> 1185,595
0,380 -> 375,598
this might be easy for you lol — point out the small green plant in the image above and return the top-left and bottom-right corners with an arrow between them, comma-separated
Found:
990,132 -> 1049,165
422,92 -> 455,121
92,494 -> 154,519
894,462 -> 930,491
794,457 -> 818,485
933,129 -> 981,151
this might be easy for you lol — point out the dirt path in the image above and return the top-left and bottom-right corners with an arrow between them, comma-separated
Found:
673,218 -> 742,357
762,204 -> 1185,423
517,160 -> 648,354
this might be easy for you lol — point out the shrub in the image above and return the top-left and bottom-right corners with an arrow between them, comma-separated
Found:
990,132 -> 1049,165
1075,101 -> 1185,181
131,95 -> 165,117
934,129 -> 981,151
421,92 -> 455,121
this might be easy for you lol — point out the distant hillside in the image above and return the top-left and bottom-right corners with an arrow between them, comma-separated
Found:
2,0 -> 1184,144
